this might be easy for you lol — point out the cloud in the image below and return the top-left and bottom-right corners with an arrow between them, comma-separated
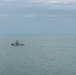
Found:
10,14 -> 76,18
1,0 -> 76,4
0,14 -> 9,17
0,14 -> 58,18
0,0 -> 76,17
5,0 -> 18,2
23,14 -> 57,18
45,0 -> 76,4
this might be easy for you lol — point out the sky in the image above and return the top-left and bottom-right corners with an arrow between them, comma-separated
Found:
0,0 -> 76,35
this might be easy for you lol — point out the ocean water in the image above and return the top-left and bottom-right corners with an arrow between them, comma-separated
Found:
0,35 -> 76,75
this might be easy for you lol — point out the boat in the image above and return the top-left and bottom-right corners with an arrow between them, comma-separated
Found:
11,40 -> 25,46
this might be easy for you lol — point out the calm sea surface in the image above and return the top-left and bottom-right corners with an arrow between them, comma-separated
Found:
0,35 -> 76,75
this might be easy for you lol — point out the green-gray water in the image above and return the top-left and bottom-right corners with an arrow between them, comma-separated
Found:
0,35 -> 76,75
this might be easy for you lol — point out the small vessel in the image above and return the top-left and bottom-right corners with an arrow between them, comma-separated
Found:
11,40 -> 25,46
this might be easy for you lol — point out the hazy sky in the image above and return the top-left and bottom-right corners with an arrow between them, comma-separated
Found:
0,0 -> 76,35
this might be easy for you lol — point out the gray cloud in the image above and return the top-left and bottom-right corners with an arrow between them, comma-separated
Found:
0,0 -> 76,17
0,0 -> 76,8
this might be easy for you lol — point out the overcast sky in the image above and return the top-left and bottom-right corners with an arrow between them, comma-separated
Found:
0,0 -> 76,35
